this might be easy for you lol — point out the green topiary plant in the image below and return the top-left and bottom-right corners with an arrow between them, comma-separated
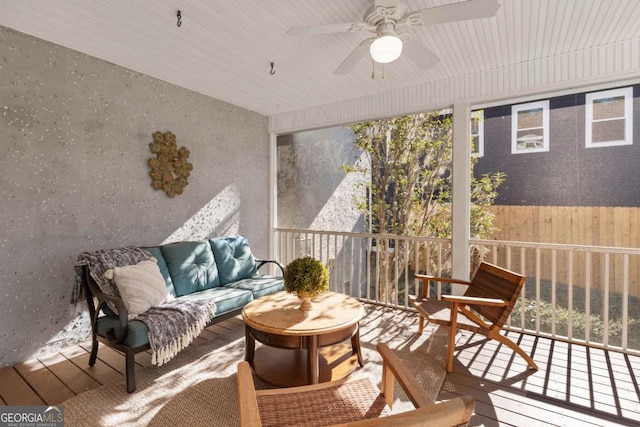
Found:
284,256 -> 330,297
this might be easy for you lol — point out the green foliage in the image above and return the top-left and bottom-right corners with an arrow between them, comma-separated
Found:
470,172 -> 506,237
283,256 -> 330,296
343,111 -> 505,301
345,112 -> 505,241
511,299 -> 640,347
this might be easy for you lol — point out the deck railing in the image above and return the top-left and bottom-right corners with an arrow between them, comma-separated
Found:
275,228 -> 640,355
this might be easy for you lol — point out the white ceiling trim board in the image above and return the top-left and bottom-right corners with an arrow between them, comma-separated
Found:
269,38 -> 640,134
3,1 -> 640,124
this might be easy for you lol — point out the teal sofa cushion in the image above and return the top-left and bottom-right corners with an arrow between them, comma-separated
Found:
96,317 -> 150,349
210,236 -> 258,285
160,241 -> 220,297
223,276 -> 284,299
147,246 -> 177,297
177,286 -> 254,317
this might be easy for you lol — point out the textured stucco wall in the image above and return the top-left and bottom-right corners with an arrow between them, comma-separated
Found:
0,26 -> 269,366
276,127 -> 368,297
277,127 -> 366,232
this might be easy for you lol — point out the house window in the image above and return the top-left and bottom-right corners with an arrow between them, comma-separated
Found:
471,110 -> 484,157
511,100 -> 549,154
585,87 -> 633,148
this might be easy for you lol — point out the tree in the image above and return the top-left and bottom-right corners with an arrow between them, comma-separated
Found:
344,111 -> 505,302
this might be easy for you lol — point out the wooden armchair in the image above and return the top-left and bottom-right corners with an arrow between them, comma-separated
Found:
410,261 -> 538,373
237,342 -> 475,427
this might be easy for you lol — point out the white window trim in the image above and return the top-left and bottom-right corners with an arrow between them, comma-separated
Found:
511,100 -> 550,154
471,110 -> 484,157
585,86 -> 633,148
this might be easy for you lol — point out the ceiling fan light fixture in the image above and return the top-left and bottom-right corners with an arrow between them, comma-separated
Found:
370,34 -> 403,64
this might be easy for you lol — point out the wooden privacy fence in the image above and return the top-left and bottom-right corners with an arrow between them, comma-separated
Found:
486,205 -> 640,297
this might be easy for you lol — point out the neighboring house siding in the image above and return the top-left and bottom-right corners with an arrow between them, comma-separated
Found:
475,85 -> 640,207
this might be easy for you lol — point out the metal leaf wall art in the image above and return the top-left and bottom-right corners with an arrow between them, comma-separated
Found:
148,131 -> 193,198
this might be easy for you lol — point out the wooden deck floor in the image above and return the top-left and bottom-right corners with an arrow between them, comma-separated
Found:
0,308 -> 639,426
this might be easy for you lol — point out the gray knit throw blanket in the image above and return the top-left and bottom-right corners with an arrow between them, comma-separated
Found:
73,246 -> 217,366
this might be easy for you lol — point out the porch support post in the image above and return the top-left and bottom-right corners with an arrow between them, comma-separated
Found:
268,132 -> 278,270
451,103 -> 471,294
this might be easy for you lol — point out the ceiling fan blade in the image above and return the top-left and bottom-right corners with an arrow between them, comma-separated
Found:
414,0 -> 500,26
402,37 -> 439,69
334,38 -> 374,75
287,22 -> 366,36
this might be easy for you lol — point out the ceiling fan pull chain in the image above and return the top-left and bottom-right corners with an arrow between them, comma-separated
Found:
382,63 -> 385,79
270,62 -> 276,75
371,57 -> 375,80
177,11 -> 182,27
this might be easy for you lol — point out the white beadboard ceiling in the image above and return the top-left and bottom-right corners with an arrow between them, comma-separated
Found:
1,0 -> 640,125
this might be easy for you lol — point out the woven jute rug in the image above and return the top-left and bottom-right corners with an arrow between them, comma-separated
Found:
62,307 -> 451,427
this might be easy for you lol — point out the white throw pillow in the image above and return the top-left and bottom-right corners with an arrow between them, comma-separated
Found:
104,258 -> 172,319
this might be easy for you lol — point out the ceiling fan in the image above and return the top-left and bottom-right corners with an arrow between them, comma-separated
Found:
287,0 -> 500,75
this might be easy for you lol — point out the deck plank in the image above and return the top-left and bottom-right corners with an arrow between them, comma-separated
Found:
78,343 -> 126,374
59,344 -> 121,386
134,349 -> 153,368
440,371 -> 636,426
440,385 -> 616,427
455,332 -> 637,391
449,331 -> 640,426
456,345 -> 636,396
205,323 -> 234,335
197,328 -> 219,341
226,315 -> 244,327
0,367 -> 45,406
454,337 -> 639,415
191,336 -> 208,345
37,352 -> 101,395
1,305 -> 638,426
13,360 -> 74,405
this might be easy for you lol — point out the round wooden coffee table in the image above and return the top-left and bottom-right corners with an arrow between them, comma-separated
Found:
242,291 -> 365,387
